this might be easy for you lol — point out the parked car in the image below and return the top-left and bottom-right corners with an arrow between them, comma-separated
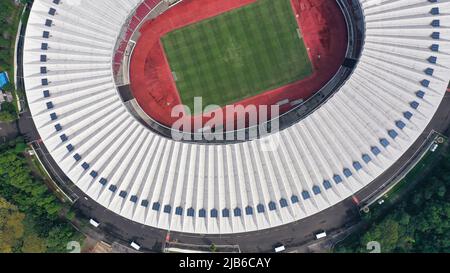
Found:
315,230 -> 327,240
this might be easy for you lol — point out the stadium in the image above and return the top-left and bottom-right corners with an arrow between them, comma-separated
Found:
21,0 -> 450,240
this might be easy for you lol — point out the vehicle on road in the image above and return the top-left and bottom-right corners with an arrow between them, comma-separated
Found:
89,219 -> 100,228
130,241 -> 141,251
430,143 -> 439,152
274,244 -> 286,253
315,231 -> 327,240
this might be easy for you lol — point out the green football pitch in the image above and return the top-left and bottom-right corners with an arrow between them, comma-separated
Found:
161,0 -> 313,113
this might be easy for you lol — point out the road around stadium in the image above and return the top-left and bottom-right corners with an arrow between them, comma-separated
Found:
15,0 -> 450,253
18,92 -> 450,252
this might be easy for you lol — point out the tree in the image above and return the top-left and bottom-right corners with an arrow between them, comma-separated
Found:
361,217 -> 400,253
21,233 -> 46,253
0,198 -> 25,253
0,140 -> 83,253
210,243 -> 217,253
0,102 -> 17,122
45,225 -> 78,253
0,111 -> 16,122
336,144 -> 450,253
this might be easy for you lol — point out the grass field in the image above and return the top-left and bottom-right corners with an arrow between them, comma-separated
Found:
161,0 -> 312,113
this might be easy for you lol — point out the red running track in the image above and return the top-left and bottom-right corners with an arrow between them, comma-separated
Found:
130,0 -> 348,128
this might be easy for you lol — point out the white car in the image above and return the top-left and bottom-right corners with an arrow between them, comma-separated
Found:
430,143 -> 438,152
130,241 -> 141,251
315,231 -> 327,240
89,219 -> 100,228
274,245 -> 286,253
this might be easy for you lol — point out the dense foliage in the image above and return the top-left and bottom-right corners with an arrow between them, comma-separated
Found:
336,147 -> 450,253
0,138 -> 82,253
0,0 -> 27,73
0,101 -> 17,121
0,0 -> 30,120
0,197 -> 25,253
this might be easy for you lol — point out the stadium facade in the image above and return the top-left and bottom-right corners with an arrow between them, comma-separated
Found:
22,0 -> 450,234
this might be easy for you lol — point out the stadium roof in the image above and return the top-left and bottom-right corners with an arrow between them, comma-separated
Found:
23,0 -> 450,234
